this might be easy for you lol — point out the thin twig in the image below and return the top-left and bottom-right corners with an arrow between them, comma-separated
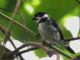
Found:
0,24 -> 17,49
0,44 -> 11,52
3,0 -> 24,59
0,24 -> 6,34
4,0 -> 21,43
64,37 -> 80,42
0,11 -> 36,36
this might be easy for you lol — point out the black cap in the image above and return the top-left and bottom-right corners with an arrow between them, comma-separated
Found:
33,12 -> 46,20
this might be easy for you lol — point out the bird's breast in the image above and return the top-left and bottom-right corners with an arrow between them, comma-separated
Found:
38,23 -> 55,41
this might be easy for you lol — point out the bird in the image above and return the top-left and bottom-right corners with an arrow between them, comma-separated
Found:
33,12 -> 75,57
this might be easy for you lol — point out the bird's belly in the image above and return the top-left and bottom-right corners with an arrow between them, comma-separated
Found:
38,25 -> 55,41
42,30 -> 53,39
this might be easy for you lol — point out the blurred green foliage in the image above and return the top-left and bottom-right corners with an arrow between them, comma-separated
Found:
0,0 -> 78,41
0,0 -> 79,59
34,48 -> 47,58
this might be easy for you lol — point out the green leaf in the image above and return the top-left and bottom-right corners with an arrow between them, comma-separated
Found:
34,48 -> 47,58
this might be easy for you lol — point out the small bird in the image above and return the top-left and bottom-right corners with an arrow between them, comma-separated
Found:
33,12 -> 75,57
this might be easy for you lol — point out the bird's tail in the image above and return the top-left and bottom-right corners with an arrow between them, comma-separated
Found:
44,45 -> 75,57
65,46 -> 75,54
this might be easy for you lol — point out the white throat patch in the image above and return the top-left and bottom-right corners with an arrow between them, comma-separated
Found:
43,14 -> 49,18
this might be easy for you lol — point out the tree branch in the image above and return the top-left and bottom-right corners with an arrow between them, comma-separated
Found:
2,0 -> 24,59
17,47 -> 60,60
7,42 -> 72,59
0,24 -> 79,59
0,24 -> 18,49
3,0 -> 21,43
17,46 -> 39,56
0,11 -> 36,36
64,37 -> 80,42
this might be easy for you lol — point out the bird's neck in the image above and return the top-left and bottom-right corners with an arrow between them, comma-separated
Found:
38,20 -> 50,25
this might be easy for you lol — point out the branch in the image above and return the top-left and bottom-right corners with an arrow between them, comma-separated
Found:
64,37 -> 80,42
0,44 -> 11,52
12,0 -> 21,18
3,0 -> 24,59
0,11 -> 36,36
0,44 -> 13,60
16,46 -> 60,60
0,24 -> 18,49
3,0 -> 21,43
1,24 -> 78,59
0,10 -> 36,59
0,19 -> 24,60
17,46 -> 39,56
7,42 -> 72,59
0,24 -> 6,34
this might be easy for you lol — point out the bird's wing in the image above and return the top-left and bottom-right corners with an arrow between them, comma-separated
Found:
50,19 -> 64,40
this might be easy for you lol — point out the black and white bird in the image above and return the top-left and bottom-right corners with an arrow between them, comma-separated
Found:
33,12 -> 75,57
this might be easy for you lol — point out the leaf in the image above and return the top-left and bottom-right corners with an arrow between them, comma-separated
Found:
34,48 -> 47,58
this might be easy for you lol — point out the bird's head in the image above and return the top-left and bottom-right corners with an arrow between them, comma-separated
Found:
33,12 -> 50,24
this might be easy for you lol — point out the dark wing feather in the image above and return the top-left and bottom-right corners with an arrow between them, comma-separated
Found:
51,19 -> 75,54
51,19 -> 64,40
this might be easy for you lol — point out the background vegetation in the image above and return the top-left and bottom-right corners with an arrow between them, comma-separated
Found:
0,0 -> 80,60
